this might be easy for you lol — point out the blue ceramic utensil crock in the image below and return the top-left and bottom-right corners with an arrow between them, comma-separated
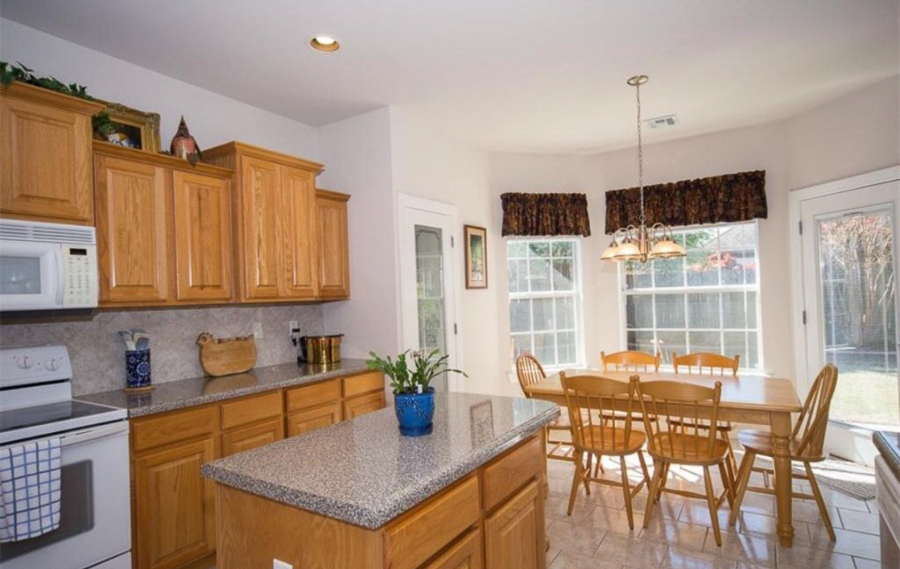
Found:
394,389 -> 435,436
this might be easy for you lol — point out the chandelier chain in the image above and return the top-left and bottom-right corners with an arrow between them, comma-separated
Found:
636,79 -> 645,225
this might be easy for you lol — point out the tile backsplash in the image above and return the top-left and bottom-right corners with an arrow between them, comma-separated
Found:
0,305 -> 324,395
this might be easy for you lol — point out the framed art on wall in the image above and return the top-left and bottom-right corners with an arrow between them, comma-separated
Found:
464,224 -> 488,289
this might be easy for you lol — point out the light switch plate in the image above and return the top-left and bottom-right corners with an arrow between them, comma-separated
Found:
273,560 -> 293,569
253,322 -> 264,339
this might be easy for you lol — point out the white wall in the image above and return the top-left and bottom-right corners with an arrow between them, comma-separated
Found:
485,76 -> 899,395
389,110 -> 511,394
319,108 -> 400,358
0,18 -> 320,159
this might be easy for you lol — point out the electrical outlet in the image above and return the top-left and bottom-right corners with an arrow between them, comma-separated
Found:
289,320 -> 300,346
253,322 -> 264,339
273,560 -> 293,569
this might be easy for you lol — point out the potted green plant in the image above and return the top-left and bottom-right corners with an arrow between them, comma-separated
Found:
367,349 -> 467,436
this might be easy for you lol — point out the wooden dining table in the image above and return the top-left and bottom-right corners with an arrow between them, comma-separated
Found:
525,369 -> 804,547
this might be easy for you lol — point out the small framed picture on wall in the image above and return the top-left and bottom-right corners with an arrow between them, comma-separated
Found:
464,225 -> 488,289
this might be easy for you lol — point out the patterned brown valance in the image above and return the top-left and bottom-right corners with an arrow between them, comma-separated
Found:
501,193 -> 591,237
604,170 -> 767,234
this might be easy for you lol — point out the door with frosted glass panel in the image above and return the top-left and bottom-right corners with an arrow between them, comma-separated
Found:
398,196 -> 460,393
800,180 -> 899,461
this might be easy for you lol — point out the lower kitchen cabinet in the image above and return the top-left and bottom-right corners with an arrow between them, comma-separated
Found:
343,390 -> 386,419
483,481 -> 543,569
132,435 -> 217,569
222,417 -> 284,456
422,528 -> 483,569
286,401 -> 341,437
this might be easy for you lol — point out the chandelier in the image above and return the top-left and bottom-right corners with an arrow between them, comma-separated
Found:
602,75 -> 685,263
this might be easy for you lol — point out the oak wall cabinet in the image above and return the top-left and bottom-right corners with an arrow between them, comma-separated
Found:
0,83 -> 105,225
203,142 -> 322,302
93,143 -> 234,307
316,189 -> 351,300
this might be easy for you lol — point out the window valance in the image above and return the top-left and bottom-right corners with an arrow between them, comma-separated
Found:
501,193 -> 591,237
604,170 -> 767,234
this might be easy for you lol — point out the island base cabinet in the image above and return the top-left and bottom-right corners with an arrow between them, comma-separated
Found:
483,481 -> 544,569
421,528 -> 483,569
133,437 -> 217,569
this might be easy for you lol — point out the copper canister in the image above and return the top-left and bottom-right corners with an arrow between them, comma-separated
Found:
299,334 -> 343,364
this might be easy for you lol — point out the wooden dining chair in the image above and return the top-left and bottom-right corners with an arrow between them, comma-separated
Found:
728,363 -> 839,540
601,350 -> 661,373
516,354 -> 575,463
671,352 -> 740,495
560,372 -> 650,529
637,379 -> 732,545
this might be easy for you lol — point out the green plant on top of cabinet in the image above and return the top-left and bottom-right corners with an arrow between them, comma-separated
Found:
203,141 -> 322,302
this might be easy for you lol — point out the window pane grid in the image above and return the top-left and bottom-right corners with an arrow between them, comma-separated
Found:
509,238 -> 581,367
623,222 -> 761,370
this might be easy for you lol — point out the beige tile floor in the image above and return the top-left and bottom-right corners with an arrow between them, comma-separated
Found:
544,452 -> 881,569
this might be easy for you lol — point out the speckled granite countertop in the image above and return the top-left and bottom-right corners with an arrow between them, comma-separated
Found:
201,393 -> 559,529
75,359 -> 370,417
874,431 -> 900,480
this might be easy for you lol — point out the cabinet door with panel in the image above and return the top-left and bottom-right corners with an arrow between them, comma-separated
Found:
343,390 -> 385,420
133,436 -> 217,569
316,190 -> 350,299
172,170 -> 233,301
222,417 -> 283,456
281,165 -> 318,298
0,84 -> 103,224
94,155 -> 168,303
483,481 -> 543,569
286,402 -> 341,437
421,528 -> 483,569
239,156 -> 283,299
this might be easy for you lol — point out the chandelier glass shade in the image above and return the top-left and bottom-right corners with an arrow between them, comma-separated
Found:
603,75 -> 686,264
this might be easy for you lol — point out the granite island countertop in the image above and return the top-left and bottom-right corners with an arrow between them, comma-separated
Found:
75,359 -> 370,417
201,392 -> 559,529
874,430 -> 900,480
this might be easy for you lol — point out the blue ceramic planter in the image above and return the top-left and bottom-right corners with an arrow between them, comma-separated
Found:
126,349 -> 151,389
394,389 -> 435,437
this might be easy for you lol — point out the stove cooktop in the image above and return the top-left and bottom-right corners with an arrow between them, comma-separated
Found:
0,400 -> 127,445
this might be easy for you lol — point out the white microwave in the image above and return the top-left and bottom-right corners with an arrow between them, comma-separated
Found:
0,219 -> 98,311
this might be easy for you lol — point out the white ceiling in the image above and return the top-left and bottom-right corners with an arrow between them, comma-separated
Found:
2,0 -> 897,153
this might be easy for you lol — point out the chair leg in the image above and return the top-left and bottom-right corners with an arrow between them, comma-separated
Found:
582,453 -> 592,495
729,449 -> 755,526
805,461 -> 836,541
621,456 -> 634,530
567,451 -> 585,516
718,461 -> 735,510
637,451 -> 651,487
655,462 -> 670,502
704,466 -> 722,546
643,460 -> 664,529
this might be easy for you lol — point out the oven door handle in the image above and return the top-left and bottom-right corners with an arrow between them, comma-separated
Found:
60,421 -> 129,447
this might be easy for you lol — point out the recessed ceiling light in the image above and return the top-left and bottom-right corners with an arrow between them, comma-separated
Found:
310,35 -> 340,52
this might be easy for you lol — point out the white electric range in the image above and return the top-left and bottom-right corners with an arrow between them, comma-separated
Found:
0,345 -> 131,569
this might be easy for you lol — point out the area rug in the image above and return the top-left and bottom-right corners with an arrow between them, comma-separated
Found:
795,456 -> 876,501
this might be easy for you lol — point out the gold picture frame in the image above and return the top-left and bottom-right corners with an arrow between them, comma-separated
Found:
464,225 -> 488,289
95,101 -> 161,153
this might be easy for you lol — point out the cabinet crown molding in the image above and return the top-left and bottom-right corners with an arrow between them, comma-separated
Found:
0,82 -> 106,115
93,140 -> 234,178
204,141 -> 324,173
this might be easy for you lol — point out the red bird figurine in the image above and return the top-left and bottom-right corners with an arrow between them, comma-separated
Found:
170,116 -> 202,166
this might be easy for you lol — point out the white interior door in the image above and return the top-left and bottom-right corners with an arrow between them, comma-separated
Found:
799,177 -> 899,464
398,195 -> 462,392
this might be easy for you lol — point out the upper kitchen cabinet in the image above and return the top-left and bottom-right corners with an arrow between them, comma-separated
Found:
316,189 -> 351,300
93,142 -> 234,307
203,142 -> 322,302
0,83 -> 105,225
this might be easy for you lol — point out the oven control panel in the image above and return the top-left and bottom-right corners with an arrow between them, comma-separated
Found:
62,244 -> 98,308
0,344 -> 72,389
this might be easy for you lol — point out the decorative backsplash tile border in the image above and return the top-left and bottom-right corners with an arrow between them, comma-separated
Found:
0,305 -> 324,395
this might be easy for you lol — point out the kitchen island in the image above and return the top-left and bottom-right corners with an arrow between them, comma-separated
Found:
202,392 -> 559,569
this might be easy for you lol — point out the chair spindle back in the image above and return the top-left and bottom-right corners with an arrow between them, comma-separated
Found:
673,353 -> 739,377
560,372 -> 638,452
601,350 -> 661,373
637,380 -> 723,460
515,354 -> 546,398
792,364 -> 839,459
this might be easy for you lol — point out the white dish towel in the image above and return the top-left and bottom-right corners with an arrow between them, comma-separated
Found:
0,438 -> 62,542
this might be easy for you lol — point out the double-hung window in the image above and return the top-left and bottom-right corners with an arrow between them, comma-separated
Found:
508,238 -> 583,368
622,221 -> 762,370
